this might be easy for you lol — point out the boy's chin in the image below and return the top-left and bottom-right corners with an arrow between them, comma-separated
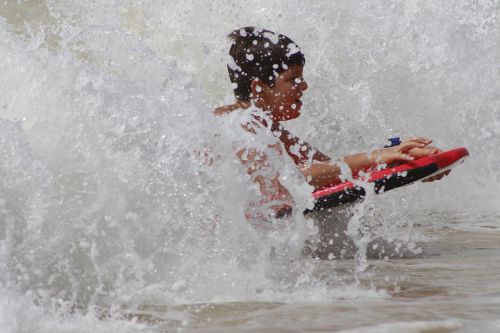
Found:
272,109 -> 301,121
284,111 -> 301,121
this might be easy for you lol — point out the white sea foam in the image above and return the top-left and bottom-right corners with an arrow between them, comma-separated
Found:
0,0 -> 499,332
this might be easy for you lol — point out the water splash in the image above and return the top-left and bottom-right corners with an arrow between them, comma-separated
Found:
0,0 -> 499,331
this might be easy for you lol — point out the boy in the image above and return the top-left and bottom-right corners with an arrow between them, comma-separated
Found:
215,27 -> 445,217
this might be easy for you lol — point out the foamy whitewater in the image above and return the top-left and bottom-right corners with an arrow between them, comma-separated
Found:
0,1 -> 499,332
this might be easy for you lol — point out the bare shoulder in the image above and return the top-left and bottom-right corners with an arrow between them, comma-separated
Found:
213,101 -> 250,116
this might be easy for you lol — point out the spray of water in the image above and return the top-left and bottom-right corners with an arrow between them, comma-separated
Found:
0,0 -> 498,331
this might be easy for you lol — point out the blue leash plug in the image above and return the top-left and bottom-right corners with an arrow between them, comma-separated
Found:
384,137 -> 401,148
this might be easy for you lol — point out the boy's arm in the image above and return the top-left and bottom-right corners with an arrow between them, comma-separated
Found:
300,137 -> 438,190
236,147 -> 294,204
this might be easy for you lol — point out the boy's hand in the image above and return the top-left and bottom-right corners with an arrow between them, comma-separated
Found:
376,137 -> 433,164
406,141 -> 451,182
376,137 -> 450,182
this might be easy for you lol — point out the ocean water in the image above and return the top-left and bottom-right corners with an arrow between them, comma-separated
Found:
0,0 -> 499,332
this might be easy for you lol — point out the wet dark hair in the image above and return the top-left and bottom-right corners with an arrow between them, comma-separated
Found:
227,27 -> 305,102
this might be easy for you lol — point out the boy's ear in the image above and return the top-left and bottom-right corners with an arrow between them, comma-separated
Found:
250,78 -> 268,97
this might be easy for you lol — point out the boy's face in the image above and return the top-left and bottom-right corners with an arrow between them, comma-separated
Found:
259,65 -> 308,121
